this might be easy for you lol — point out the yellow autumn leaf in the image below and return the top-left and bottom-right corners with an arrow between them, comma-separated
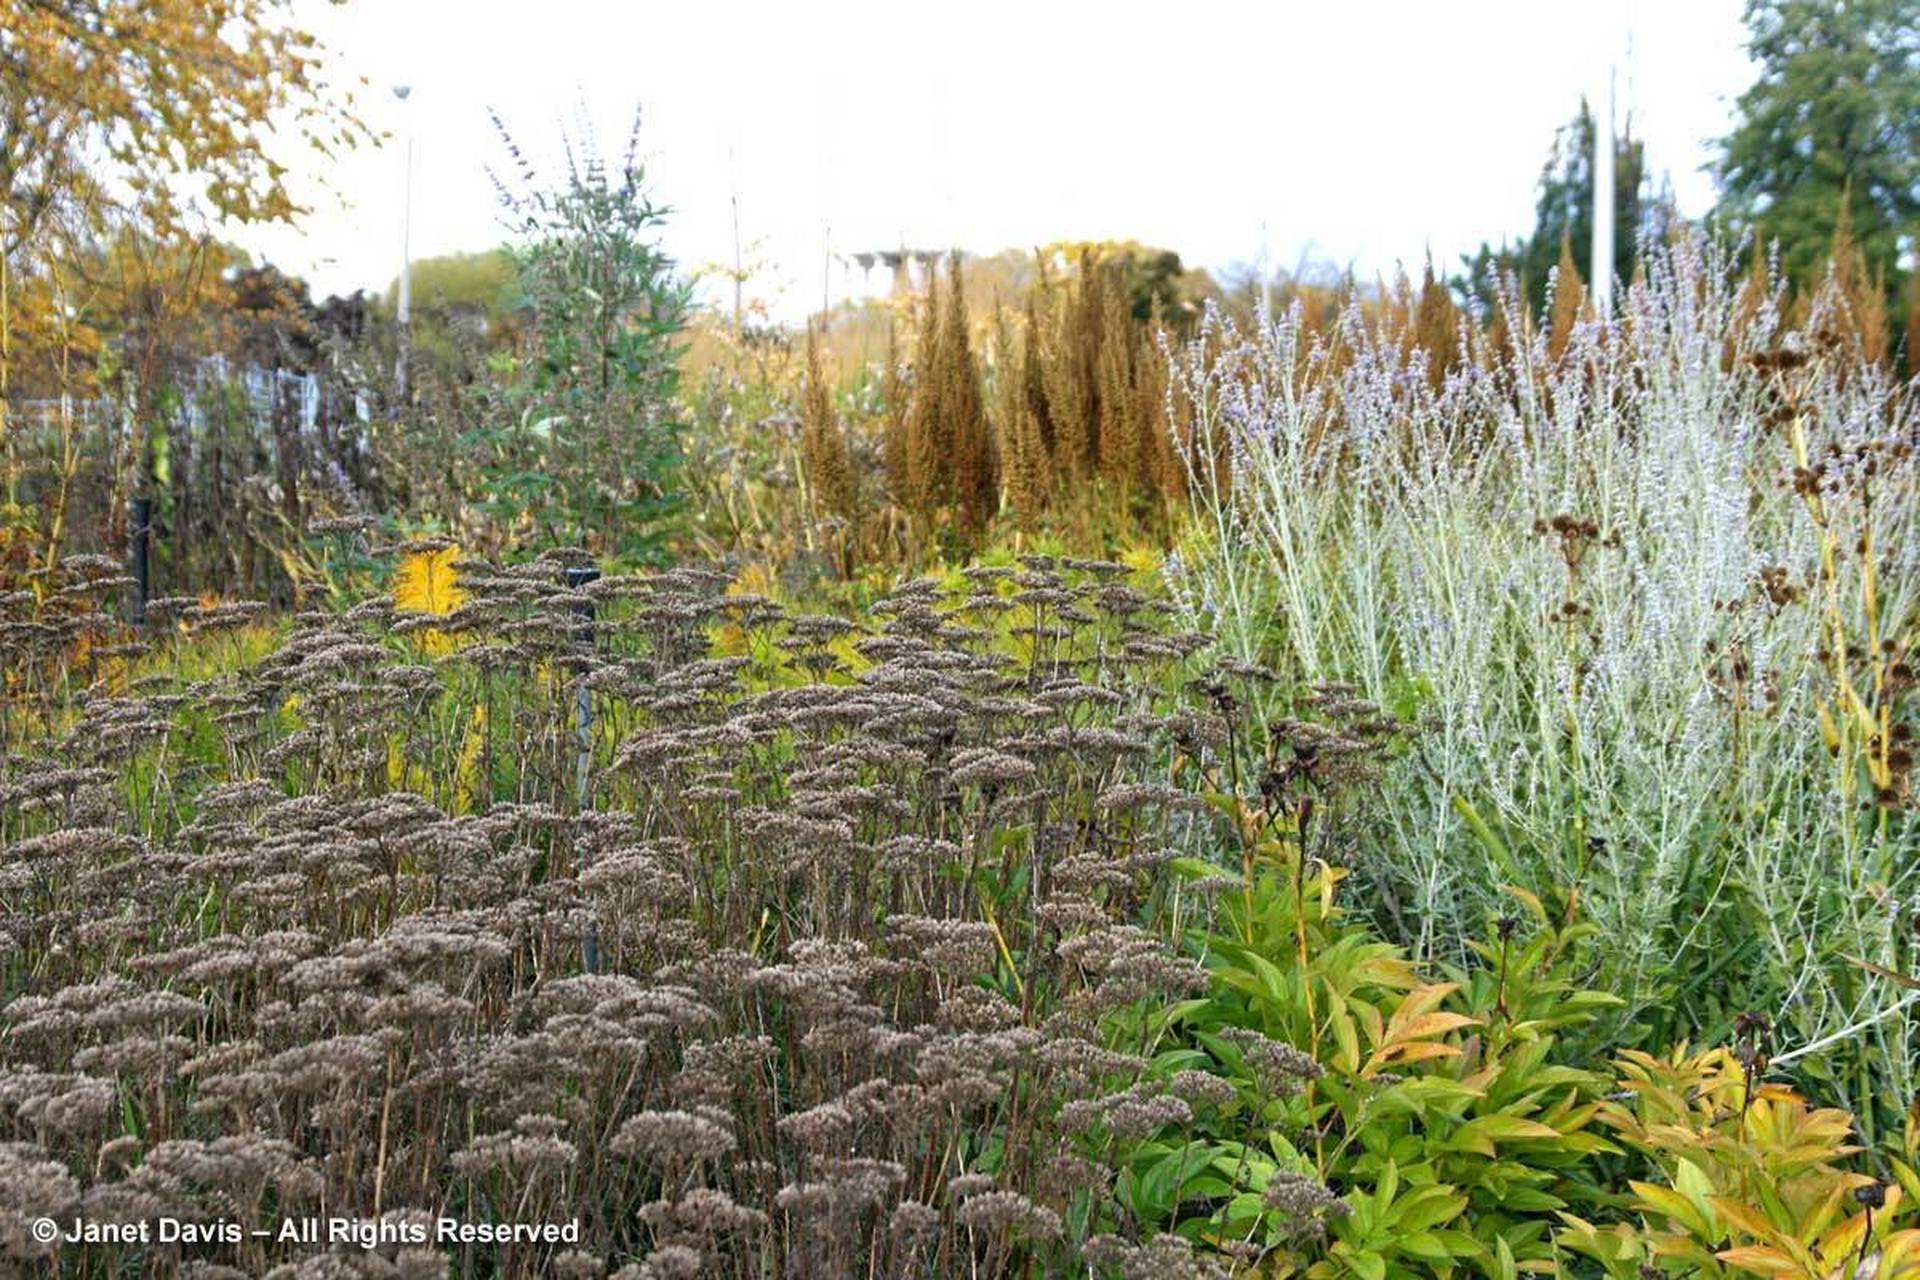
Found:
1363,1040 -> 1464,1076
394,545 -> 465,616
1815,697 -> 1840,753
1397,1011 -> 1483,1041
387,734 -> 435,797
394,545 -> 465,655
1705,1196 -> 1782,1242
1631,1181 -> 1714,1238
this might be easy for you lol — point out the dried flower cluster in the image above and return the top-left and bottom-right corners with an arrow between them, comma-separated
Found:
0,554 -> 1330,1277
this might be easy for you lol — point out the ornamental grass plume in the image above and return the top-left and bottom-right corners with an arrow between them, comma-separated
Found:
800,321 -> 857,527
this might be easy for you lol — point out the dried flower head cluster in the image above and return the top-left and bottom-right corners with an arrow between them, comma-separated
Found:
0,555 -> 1338,1277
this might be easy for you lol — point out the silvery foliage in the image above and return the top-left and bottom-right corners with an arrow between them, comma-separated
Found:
1168,229 -> 1920,1109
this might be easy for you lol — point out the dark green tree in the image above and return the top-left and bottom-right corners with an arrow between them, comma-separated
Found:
1714,0 -> 1920,296
1457,100 -> 1663,317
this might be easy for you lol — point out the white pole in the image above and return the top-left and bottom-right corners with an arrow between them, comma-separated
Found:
394,83 -> 414,400
1590,62 -> 1615,317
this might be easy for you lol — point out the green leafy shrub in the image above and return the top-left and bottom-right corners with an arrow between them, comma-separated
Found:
483,108 -> 691,562
1088,672 -> 1625,1276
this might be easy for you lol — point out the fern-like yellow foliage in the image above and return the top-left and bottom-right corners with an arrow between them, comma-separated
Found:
394,546 -> 464,615
385,703 -> 486,812
713,561 -> 779,658
393,545 -> 464,655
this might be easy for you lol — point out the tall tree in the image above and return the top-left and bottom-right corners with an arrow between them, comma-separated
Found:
0,0 -> 367,552
1457,100 -> 1663,317
1715,0 -> 1920,295
0,0 -> 368,246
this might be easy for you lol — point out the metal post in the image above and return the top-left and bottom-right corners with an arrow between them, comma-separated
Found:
394,83 -> 414,402
566,564 -> 601,972
129,496 -> 152,628
565,565 -> 601,799
1590,62 -> 1616,318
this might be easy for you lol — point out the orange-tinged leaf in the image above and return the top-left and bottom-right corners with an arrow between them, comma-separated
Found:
1390,983 -> 1459,1024
1396,1011 -> 1482,1041
1363,1040 -> 1463,1076
1812,1210 -> 1869,1267
1460,1113 -> 1562,1142
1711,1246 -> 1802,1276
1878,1229 -> 1920,1275
1503,884 -> 1547,922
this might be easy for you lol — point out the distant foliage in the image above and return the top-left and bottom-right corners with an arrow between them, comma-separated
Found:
1034,240 -> 1213,334
384,248 -> 525,386
1715,0 -> 1920,302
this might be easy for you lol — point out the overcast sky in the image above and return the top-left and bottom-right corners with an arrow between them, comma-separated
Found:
233,0 -> 1759,319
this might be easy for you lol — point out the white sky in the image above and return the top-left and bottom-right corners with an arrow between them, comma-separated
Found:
233,0 -> 1758,319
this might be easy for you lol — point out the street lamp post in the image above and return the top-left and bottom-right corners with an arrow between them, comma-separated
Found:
394,83 -> 414,402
